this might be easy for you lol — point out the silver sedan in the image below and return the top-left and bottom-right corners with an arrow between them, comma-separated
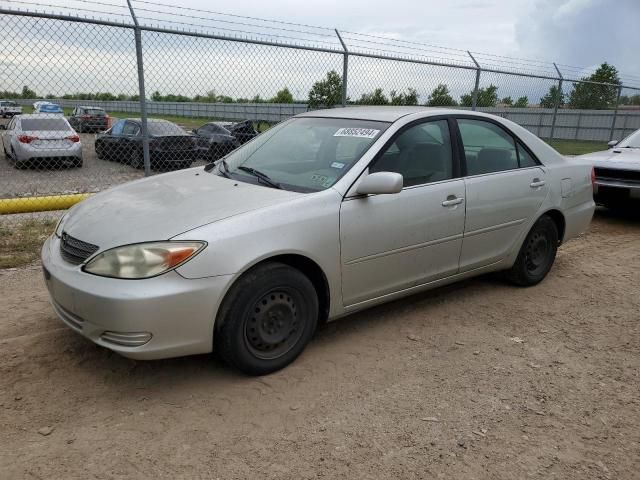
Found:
42,107 -> 595,375
1,114 -> 83,168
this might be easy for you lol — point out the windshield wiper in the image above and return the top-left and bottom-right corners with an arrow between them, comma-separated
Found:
205,158 -> 231,177
237,166 -> 281,189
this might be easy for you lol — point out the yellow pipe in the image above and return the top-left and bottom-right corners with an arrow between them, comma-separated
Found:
0,193 -> 91,214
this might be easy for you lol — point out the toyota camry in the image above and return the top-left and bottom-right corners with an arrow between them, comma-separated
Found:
42,107 -> 595,375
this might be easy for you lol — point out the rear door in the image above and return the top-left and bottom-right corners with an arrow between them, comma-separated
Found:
456,117 -> 549,272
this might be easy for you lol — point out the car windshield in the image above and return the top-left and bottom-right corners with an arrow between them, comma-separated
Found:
216,117 -> 389,192
618,130 -> 640,148
86,108 -> 105,116
21,118 -> 69,131
2,101 -> 17,107
148,121 -> 185,136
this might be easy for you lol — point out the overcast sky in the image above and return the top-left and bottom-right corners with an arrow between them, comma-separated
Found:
170,0 -> 640,81
1,0 -> 639,100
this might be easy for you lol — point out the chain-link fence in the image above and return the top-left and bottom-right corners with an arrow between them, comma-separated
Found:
1,1 -> 639,220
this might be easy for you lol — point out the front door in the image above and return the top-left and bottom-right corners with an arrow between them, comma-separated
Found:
340,118 -> 466,306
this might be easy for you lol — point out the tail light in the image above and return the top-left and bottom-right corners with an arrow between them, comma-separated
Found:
65,135 -> 80,143
591,166 -> 596,189
17,135 -> 37,144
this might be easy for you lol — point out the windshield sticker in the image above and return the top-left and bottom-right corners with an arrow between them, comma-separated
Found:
311,174 -> 328,184
331,162 -> 345,169
333,127 -> 380,139
322,178 -> 334,188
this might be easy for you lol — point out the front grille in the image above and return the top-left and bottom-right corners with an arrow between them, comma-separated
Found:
59,232 -> 99,264
594,167 -> 640,184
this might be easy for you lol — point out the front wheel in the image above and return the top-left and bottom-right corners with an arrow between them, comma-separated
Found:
216,263 -> 318,376
506,215 -> 558,286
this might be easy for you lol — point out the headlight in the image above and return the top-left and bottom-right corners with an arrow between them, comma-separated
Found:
83,241 -> 206,279
54,213 -> 67,237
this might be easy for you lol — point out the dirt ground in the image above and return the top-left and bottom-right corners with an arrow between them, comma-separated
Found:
1,211 -> 639,479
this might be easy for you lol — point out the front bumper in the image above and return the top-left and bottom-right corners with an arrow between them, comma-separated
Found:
41,234 -> 233,360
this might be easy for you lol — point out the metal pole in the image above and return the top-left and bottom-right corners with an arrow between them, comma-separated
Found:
468,51 -> 481,111
609,85 -> 623,142
549,63 -> 563,141
335,29 -> 348,108
127,0 -> 151,176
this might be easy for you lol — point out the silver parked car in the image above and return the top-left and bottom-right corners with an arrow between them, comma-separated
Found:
576,128 -> 640,208
42,107 -> 595,375
1,114 -> 82,168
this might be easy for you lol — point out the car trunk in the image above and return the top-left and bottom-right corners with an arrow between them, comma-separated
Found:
22,131 -> 77,149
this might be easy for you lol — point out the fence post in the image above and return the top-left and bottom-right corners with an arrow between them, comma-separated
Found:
549,63 -> 563,141
335,29 -> 348,108
608,85 -> 623,142
468,51 -> 481,111
126,0 -> 151,176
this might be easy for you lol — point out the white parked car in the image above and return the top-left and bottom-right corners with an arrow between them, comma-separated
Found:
1,114 -> 82,168
577,129 -> 640,208
0,100 -> 22,118
42,107 -> 594,375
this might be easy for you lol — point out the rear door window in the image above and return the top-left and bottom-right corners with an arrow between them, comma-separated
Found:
457,119 -> 518,176
122,122 -> 140,136
21,118 -> 69,131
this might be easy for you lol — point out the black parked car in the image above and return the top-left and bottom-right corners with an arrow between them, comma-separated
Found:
192,122 -> 240,160
69,106 -> 109,133
95,118 -> 198,169
224,120 -> 259,144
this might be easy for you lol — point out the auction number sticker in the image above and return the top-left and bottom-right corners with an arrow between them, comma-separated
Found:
333,127 -> 380,139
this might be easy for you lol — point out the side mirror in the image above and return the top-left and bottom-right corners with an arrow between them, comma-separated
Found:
192,129 -> 198,134
356,172 -> 403,195
608,140 -> 619,148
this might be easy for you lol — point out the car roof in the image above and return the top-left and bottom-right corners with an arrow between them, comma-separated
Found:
78,106 -> 105,109
124,118 -> 172,123
296,106 -> 496,122
17,113 -> 68,119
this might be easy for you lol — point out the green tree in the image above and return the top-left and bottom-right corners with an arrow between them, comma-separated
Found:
357,88 -> 389,105
568,63 -> 621,109
271,87 -> 294,103
539,85 -> 565,108
308,70 -> 343,108
460,84 -> 498,107
426,84 -> 457,106
513,96 -> 528,108
390,88 -> 419,106
151,90 -> 162,102
21,85 -> 36,99
501,96 -> 513,106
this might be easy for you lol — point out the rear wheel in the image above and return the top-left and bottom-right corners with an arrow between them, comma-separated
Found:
129,148 -> 144,169
506,215 -> 558,286
216,263 -> 318,375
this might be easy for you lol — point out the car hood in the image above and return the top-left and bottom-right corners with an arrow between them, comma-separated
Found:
63,168 -> 302,250
577,148 -> 640,170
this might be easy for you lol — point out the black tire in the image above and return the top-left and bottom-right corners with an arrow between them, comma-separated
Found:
95,142 -> 105,160
506,215 -> 558,286
216,262 -> 318,376
129,148 -> 144,169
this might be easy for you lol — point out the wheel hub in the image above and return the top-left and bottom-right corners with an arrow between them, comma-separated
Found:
245,290 -> 299,357
525,233 -> 549,271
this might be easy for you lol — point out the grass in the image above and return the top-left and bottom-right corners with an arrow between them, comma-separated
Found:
544,139 -> 608,155
0,219 -> 56,269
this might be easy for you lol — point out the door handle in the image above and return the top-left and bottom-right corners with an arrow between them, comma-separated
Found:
442,196 -> 464,207
530,178 -> 546,188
